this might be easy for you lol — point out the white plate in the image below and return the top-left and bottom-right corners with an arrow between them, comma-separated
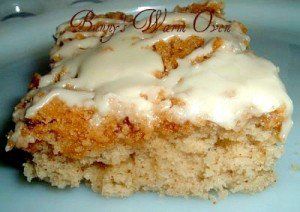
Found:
0,0 -> 299,211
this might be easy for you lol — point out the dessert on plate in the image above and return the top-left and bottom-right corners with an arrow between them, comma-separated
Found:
6,0 -> 293,201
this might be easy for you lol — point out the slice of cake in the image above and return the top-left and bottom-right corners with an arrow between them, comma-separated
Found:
6,0 -> 293,201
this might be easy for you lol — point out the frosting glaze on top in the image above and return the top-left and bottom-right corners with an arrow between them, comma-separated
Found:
24,11 -> 293,140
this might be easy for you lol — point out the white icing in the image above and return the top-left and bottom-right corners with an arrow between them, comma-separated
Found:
25,89 -> 95,118
25,11 -> 293,140
51,37 -> 100,59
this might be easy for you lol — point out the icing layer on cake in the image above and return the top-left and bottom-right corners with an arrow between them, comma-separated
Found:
24,11 -> 293,140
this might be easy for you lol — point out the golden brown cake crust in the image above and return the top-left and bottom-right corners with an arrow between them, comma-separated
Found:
11,98 -> 284,160
174,1 -> 224,16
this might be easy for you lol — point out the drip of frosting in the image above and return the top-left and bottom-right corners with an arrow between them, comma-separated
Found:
25,11 -> 293,140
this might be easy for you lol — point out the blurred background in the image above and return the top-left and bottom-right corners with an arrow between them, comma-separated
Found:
0,0 -> 299,67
